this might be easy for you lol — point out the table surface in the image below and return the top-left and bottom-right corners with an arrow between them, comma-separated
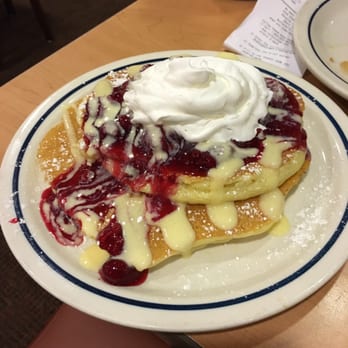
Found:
1,1 -> 347,347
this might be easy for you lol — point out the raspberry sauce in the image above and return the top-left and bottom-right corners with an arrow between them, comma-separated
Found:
40,161 -> 125,245
40,160 -> 150,286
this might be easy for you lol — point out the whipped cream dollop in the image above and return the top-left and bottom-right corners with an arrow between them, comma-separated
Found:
124,56 -> 272,142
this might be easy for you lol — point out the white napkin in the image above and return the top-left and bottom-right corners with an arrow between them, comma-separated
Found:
224,0 -> 307,76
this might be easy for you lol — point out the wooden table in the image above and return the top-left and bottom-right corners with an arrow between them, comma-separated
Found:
1,1 -> 347,347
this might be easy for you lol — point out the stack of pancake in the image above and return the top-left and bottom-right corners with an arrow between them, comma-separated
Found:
37,57 -> 310,272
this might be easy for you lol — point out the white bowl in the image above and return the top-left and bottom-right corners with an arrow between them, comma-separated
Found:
294,0 -> 348,99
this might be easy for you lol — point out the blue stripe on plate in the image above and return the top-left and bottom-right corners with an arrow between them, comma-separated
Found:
12,58 -> 348,311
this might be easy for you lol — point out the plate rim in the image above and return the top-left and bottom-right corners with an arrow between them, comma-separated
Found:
1,50 -> 348,332
294,0 -> 348,100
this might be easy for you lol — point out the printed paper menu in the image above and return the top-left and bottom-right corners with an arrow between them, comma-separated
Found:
224,0 -> 307,76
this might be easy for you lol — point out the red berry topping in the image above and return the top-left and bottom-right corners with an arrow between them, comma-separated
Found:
98,219 -> 124,256
146,195 -> 177,222
99,259 -> 148,286
110,81 -> 129,103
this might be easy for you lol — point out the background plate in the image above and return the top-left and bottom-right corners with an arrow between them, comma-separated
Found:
294,0 -> 348,99
0,50 -> 347,332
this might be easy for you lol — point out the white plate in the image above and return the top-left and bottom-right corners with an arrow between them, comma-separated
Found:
1,50 -> 347,333
294,0 -> 348,99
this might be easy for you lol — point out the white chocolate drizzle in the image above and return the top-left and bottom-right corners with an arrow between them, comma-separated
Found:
79,244 -> 110,271
260,136 -> 292,168
206,202 -> 238,230
156,204 -> 195,254
114,194 -> 152,271
259,188 -> 284,220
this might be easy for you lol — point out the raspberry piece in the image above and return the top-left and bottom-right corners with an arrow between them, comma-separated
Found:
99,259 -> 148,286
98,219 -> 124,256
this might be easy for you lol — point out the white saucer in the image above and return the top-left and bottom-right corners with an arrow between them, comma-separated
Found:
1,50 -> 347,332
